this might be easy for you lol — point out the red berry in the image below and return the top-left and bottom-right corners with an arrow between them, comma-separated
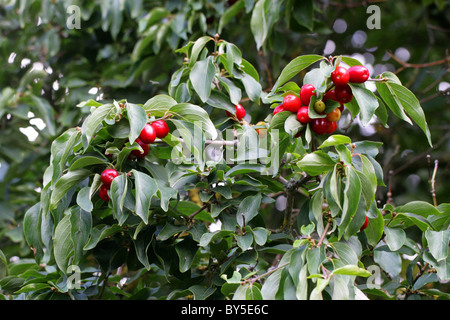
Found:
335,84 -> 353,103
311,118 -> 328,135
139,123 -> 157,144
99,184 -> 110,202
300,84 -> 316,106
131,138 -> 149,158
296,106 -> 311,124
331,66 -> 350,85
282,94 -> 302,113
348,65 -> 370,83
360,216 -> 369,231
226,104 -> 246,121
101,168 -> 119,185
325,120 -> 338,134
151,120 -> 169,139
323,89 -> 336,102
273,104 -> 285,115
235,104 -> 246,120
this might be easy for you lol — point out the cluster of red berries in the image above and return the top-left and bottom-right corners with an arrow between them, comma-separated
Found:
99,168 -> 119,202
273,65 -> 370,136
99,119 -> 170,202
131,119 -> 170,159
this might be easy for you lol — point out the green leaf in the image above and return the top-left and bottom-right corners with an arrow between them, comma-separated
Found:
23,203 -> 43,262
189,57 -> 216,103
219,0 -> 245,33
236,193 -> 262,227
216,78 -> 242,107
84,224 -> 122,250
69,155 -> 108,171
132,170 -> 157,224
374,249 -> 401,278
269,111 -> 291,130
331,265 -> 371,277
82,103 -> 117,145
169,103 -> 217,140
338,166 -> 362,240
246,283 -> 263,300
175,236 -> 199,273
239,72 -> 262,102
76,186 -> 93,212
142,163 -> 178,212
384,226 -> 406,251
236,233 -> 254,251
293,0 -> 314,31
284,113 -> 303,137
53,209 -> 91,274
297,150 -> 336,176
348,83 -> 379,126
425,229 -> 450,262
110,174 -> 129,225
271,55 -> 324,93
126,103 -> 147,144
250,0 -> 268,50
318,134 -> 352,149
50,128 -> 81,184
389,83 -> 432,146
341,56 -> 363,67
143,94 -> 177,116
50,169 -> 91,210
188,36 -> 213,67
364,202 -> 384,246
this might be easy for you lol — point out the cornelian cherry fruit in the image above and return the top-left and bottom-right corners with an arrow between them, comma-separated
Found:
151,120 -> 169,139
300,84 -> 316,106
311,118 -> 328,135
139,123 -> 157,144
99,184 -> 110,202
131,138 -> 149,158
297,106 -> 311,124
325,120 -> 337,134
360,216 -> 369,231
348,65 -> 370,83
335,84 -> 353,103
331,66 -> 350,85
326,108 -> 341,122
273,104 -> 285,115
283,94 -> 302,113
101,168 -> 119,185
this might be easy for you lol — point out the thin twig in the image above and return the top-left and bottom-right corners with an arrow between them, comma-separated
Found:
188,203 -> 210,220
387,50 -> 450,74
317,219 -> 332,247
241,262 -> 289,285
430,160 -> 439,207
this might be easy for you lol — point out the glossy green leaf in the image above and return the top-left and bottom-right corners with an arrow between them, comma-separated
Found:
384,226 -> 406,251
348,83 -> 379,126
132,170 -> 157,224
271,55 -> 324,93
126,103 -> 147,144
189,57 -> 216,103
338,166 -> 362,239
297,150 -> 336,176
236,193 -> 262,227
50,169 -> 91,210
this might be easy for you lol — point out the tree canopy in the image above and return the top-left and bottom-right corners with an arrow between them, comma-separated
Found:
0,0 -> 448,301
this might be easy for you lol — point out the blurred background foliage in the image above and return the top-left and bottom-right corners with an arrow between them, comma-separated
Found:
0,0 -> 448,280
